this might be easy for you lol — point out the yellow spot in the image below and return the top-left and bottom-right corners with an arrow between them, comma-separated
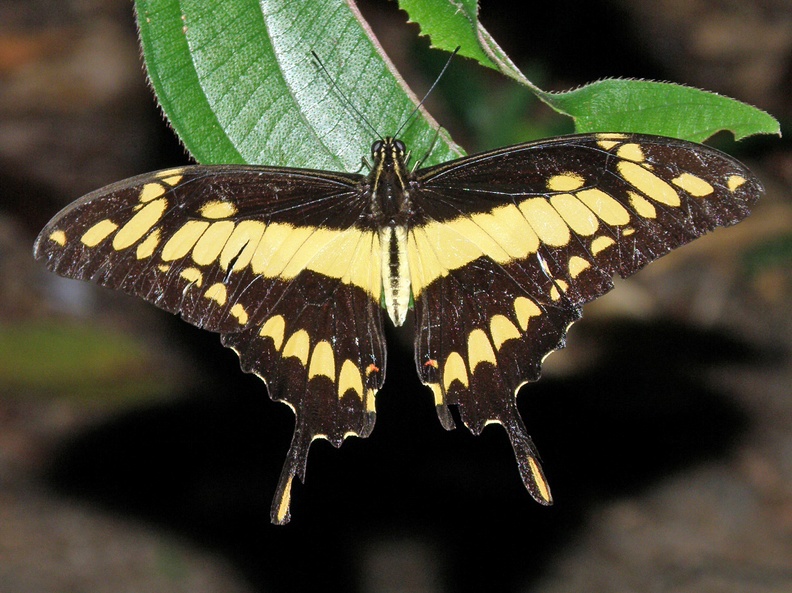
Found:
303,228 -> 379,292
467,329 -> 497,373
200,200 -> 238,219
628,191 -> 657,219
568,256 -> 591,278
597,140 -> 619,150
549,279 -> 569,301
220,221 -> 266,271
157,168 -> 185,185
260,315 -> 286,351
263,225 -> 320,276
727,175 -> 746,192
275,475 -> 293,524
157,264 -> 170,273
230,303 -> 248,325
623,227 -> 635,236
139,182 -> 165,203
428,383 -> 443,406
81,219 -> 118,247
113,198 -> 168,251
528,457 -> 552,503
179,267 -> 203,286
443,352 -> 469,391
576,188 -> 630,226
490,315 -> 521,350
616,143 -> 645,162
618,161 -> 680,206
282,330 -> 310,366
192,220 -> 236,265
308,340 -> 335,381
160,174 -> 183,186
597,133 -> 628,140
547,172 -> 585,192
135,228 -> 161,259
407,202 -> 544,298
550,194 -> 599,236
161,220 -> 210,261
672,172 -> 714,197
338,359 -> 364,401
249,224 -> 382,301
514,296 -> 541,331
340,229 -> 381,299
250,223 -> 298,274
519,198 -> 571,247
469,205 -> 539,259
204,282 -> 227,306
49,230 -> 66,246
366,388 -> 377,413
407,229 -> 446,298
436,219 -> 504,266
408,212 -> 522,298
591,235 -> 616,255
408,236 -> 455,292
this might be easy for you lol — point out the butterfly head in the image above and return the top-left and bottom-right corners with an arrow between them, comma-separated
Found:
369,137 -> 410,194
371,137 -> 408,169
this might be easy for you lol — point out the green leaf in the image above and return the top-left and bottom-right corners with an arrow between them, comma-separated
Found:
396,1 -> 778,142
397,0 -> 535,89
136,0 -> 777,169
398,0 -> 494,68
134,0 -> 462,169
535,79 -> 781,142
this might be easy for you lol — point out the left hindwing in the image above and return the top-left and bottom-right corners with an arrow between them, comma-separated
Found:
407,133 -> 762,504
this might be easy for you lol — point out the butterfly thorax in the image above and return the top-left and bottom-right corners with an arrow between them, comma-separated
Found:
367,137 -> 413,326
368,137 -> 412,223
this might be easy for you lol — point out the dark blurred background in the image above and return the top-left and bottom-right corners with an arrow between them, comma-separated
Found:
1,0 -> 791,592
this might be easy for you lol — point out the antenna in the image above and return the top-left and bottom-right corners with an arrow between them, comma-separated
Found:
311,51 -> 381,140
394,46 -> 460,139
312,47 -> 460,142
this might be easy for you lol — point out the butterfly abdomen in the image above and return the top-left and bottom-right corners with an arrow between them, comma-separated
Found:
379,225 -> 411,326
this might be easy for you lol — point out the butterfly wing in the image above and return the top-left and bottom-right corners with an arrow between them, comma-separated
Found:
407,133 -> 763,503
34,165 -> 387,523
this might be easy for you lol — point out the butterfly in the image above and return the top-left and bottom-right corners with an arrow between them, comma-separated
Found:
34,132 -> 762,523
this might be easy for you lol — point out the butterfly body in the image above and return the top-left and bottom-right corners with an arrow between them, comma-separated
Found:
34,132 -> 762,524
365,137 -> 414,326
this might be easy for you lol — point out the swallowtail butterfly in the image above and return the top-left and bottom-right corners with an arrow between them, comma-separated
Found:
35,132 -> 762,523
